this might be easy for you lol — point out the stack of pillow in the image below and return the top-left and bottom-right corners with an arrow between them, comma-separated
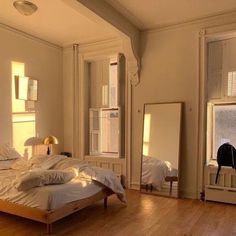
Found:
0,144 -> 21,170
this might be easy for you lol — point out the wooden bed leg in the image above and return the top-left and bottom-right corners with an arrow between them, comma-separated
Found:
46,223 -> 52,235
104,197 -> 108,209
150,184 -> 153,192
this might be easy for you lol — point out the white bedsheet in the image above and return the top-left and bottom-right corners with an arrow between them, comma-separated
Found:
142,156 -> 178,190
0,157 -> 126,210
0,169 -> 103,210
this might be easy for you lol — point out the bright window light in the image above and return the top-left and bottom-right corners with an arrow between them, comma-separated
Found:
11,61 -> 36,157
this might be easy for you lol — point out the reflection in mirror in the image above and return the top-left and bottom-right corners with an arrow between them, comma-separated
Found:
15,76 -> 38,101
140,103 -> 182,198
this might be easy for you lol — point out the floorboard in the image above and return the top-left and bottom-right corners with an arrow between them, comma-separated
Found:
0,190 -> 236,236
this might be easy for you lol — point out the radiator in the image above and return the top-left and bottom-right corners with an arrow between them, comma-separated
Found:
205,165 -> 236,204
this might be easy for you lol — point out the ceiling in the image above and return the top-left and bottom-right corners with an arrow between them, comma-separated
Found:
105,0 -> 236,30
1,0 -> 236,47
0,0 -> 117,47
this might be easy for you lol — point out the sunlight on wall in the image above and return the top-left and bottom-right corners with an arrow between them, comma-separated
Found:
143,113 -> 151,156
11,61 -> 35,157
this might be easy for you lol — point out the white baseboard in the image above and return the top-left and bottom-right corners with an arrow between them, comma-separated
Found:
129,182 -> 198,199
130,182 -> 140,190
180,190 -> 198,199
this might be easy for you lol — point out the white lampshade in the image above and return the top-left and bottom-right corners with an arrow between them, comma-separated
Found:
24,137 -> 43,146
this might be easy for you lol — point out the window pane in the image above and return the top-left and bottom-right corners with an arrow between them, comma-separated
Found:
101,109 -> 119,154
213,105 -> 236,158
109,63 -> 118,107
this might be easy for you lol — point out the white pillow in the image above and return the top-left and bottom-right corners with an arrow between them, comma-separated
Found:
14,169 -> 76,191
11,157 -> 29,171
52,158 -> 87,170
29,154 -> 67,170
0,159 -> 17,170
0,144 -> 21,160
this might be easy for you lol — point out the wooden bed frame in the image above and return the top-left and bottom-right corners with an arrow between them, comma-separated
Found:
0,187 -> 113,234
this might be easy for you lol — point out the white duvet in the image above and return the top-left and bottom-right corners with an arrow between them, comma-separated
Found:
0,155 -> 126,210
142,155 -> 178,190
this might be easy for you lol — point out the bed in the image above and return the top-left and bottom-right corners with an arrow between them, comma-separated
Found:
141,155 -> 178,192
0,155 -> 126,234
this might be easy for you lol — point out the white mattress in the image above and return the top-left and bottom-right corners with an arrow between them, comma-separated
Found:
0,169 -> 103,210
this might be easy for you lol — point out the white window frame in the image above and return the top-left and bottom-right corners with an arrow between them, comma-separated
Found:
206,101 -> 236,162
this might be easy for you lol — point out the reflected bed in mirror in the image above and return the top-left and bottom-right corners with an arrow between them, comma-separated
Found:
140,102 -> 182,198
15,76 -> 38,101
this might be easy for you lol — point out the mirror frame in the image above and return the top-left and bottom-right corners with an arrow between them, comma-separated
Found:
140,102 -> 183,198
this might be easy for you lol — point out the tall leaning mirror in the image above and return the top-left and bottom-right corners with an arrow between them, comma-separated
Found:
140,102 -> 182,198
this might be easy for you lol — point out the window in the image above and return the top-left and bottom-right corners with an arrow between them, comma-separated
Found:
89,55 -> 125,157
11,61 -> 36,157
206,39 -> 236,162
207,103 -> 236,161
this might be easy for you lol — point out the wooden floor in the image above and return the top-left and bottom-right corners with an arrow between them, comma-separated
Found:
0,190 -> 236,236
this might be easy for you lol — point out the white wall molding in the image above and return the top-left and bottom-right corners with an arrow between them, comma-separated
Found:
72,44 -> 79,157
145,10 -> 236,35
0,22 -> 61,50
130,182 -> 140,191
197,29 -> 207,199
205,22 -> 236,39
122,36 -> 141,86
180,190 -> 197,199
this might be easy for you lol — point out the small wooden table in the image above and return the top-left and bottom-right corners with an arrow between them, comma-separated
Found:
165,176 -> 178,195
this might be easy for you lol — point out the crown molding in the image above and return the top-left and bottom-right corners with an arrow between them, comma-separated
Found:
79,37 -> 122,50
144,9 -> 236,34
0,22 -> 62,50
62,37 -> 122,51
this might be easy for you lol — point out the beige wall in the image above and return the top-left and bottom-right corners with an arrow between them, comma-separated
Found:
0,26 -> 63,153
131,14 -> 236,198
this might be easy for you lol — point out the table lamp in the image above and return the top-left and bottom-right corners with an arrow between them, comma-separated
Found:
43,135 -> 59,155
24,137 -> 44,158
